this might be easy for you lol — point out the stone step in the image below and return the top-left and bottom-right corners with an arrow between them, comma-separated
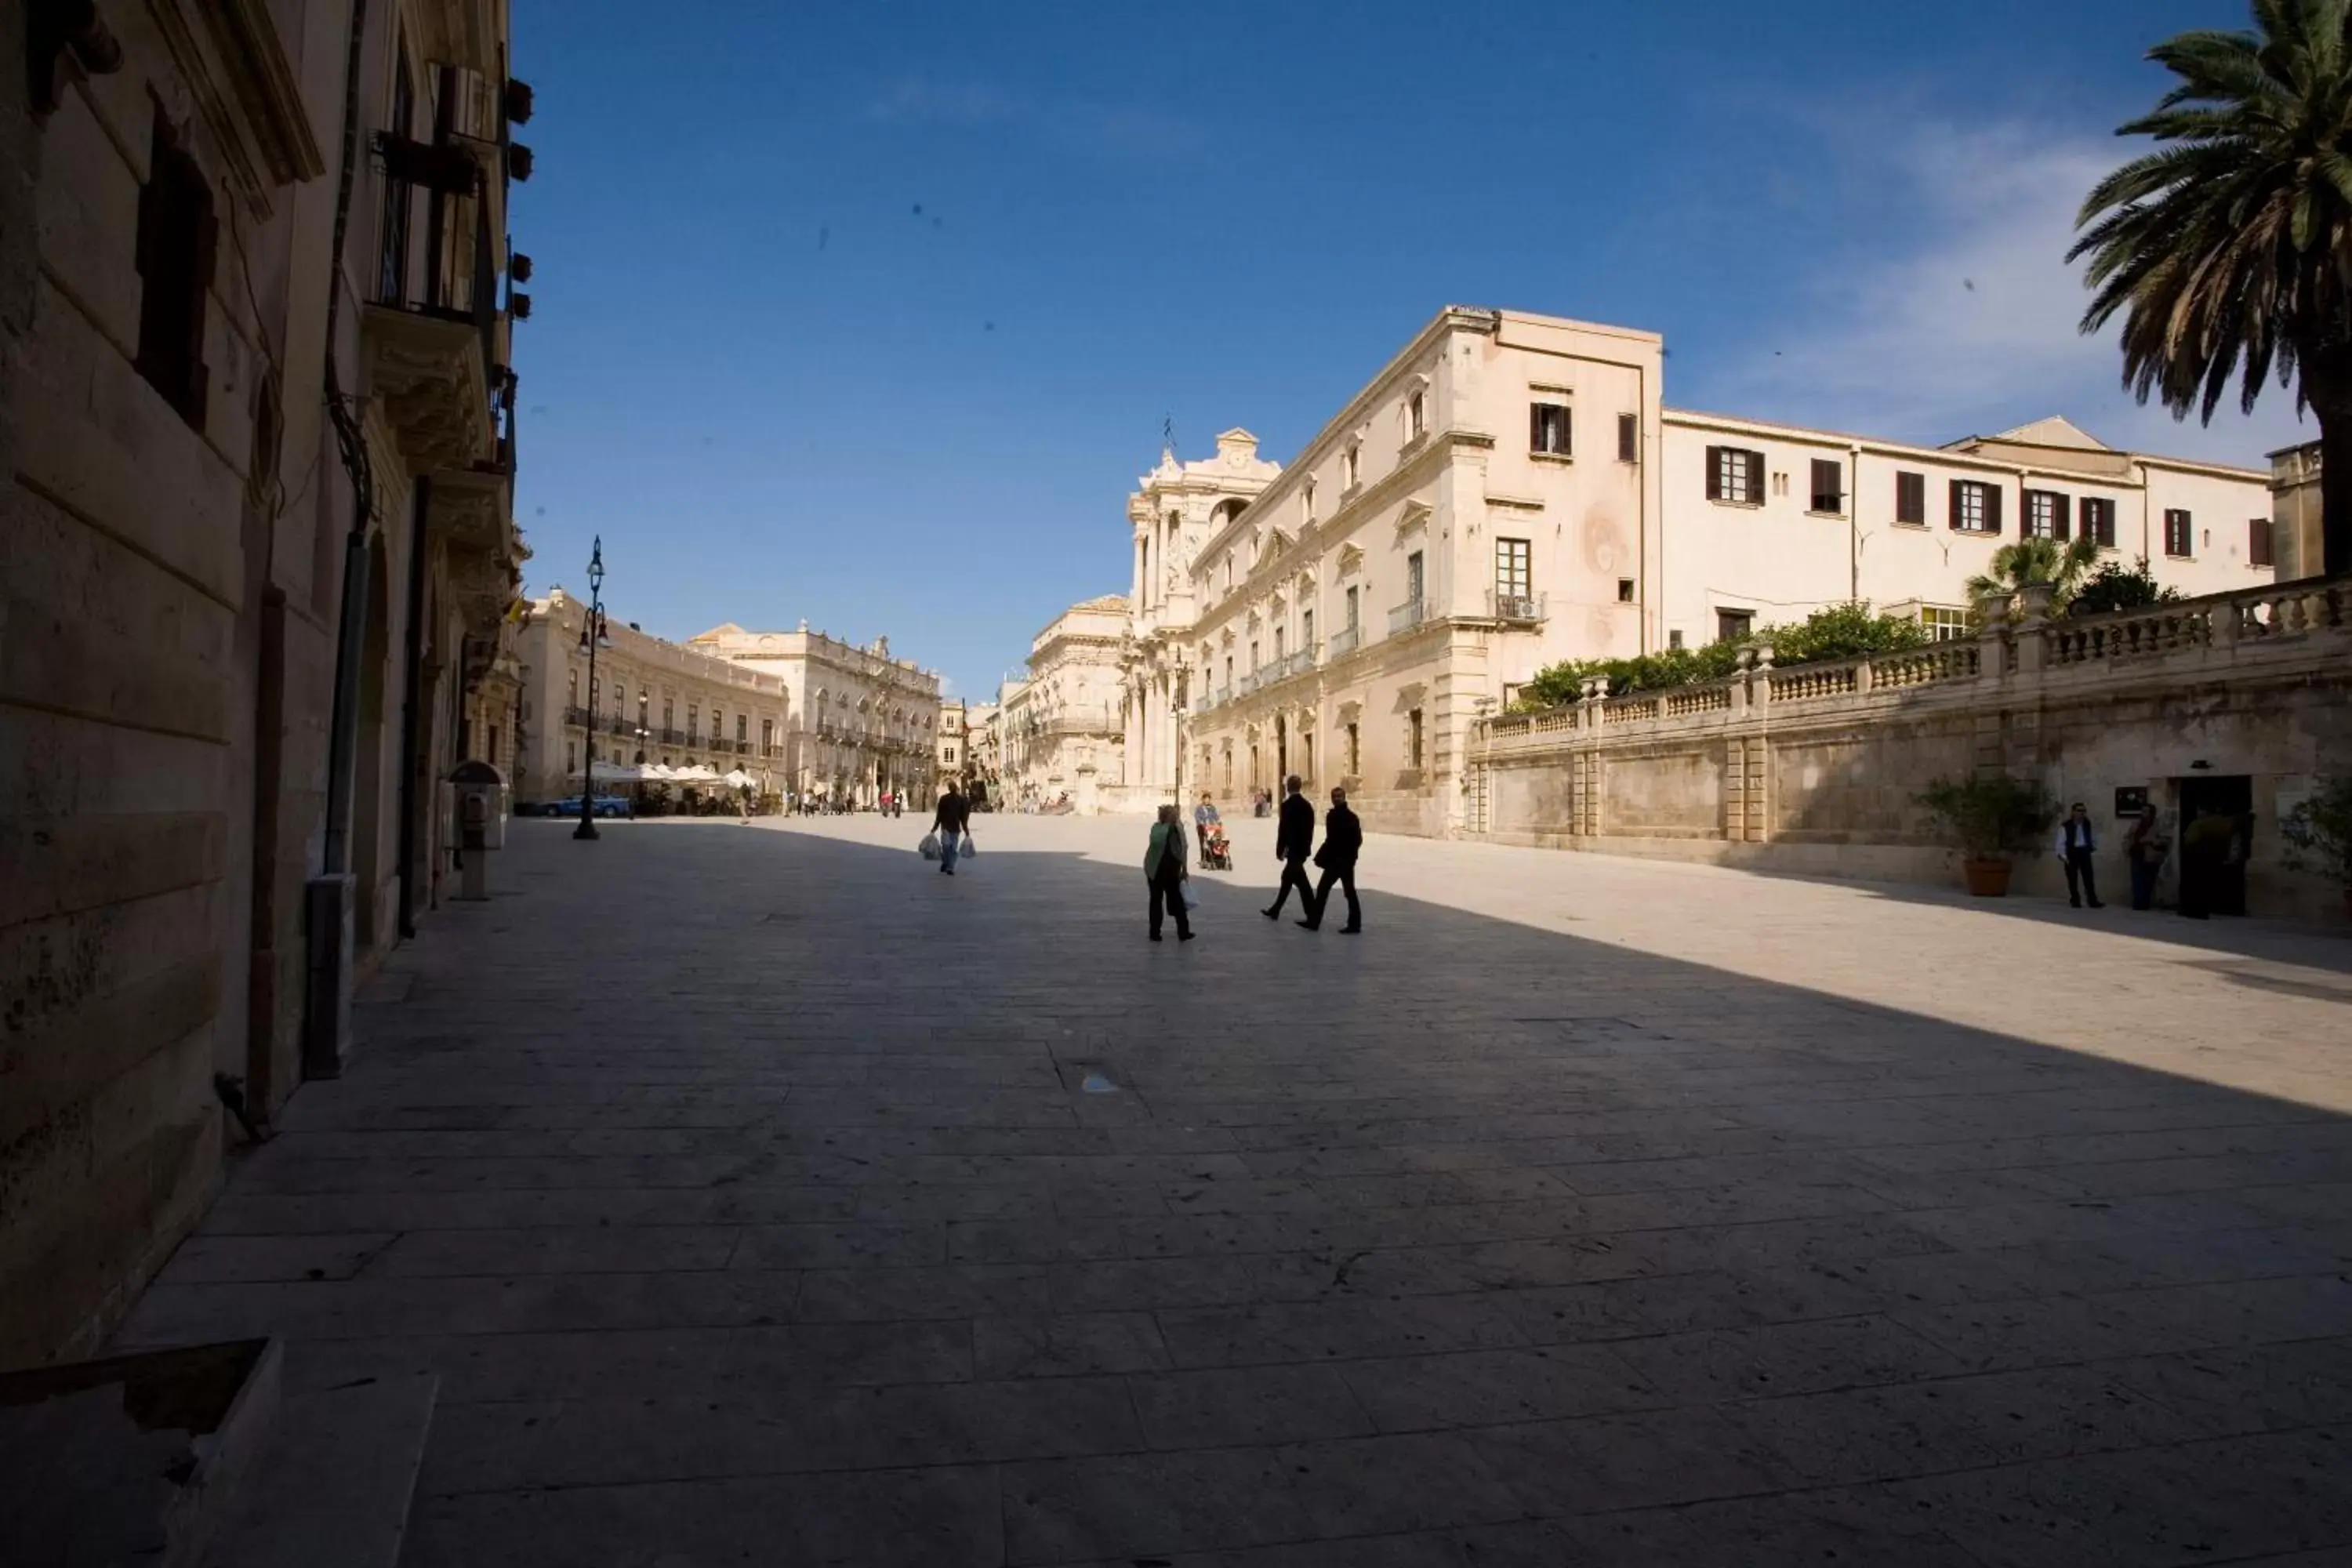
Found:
199,1369 -> 439,1568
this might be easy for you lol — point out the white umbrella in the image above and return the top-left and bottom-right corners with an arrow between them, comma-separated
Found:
672,764 -> 721,783
641,763 -> 676,782
722,768 -> 754,790
572,761 -> 643,784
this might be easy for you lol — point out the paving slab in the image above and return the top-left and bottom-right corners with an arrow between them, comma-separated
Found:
112,812 -> 2352,1565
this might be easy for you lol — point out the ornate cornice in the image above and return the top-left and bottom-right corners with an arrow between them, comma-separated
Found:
147,0 -> 325,212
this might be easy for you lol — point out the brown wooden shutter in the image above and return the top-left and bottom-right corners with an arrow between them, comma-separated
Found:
1562,406 -> 1572,457
1705,447 -> 1722,500
1948,479 -> 1965,531
2053,494 -> 2071,541
1530,404 -> 1544,452
1747,450 -> 1765,502
1985,485 -> 2003,534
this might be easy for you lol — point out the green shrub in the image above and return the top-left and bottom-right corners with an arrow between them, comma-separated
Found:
2068,557 -> 2182,617
1915,774 -> 2059,858
1514,602 -> 1928,710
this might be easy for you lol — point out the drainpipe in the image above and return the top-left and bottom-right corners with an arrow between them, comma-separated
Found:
395,477 -> 430,938
1848,441 -> 1863,604
320,0 -> 374,876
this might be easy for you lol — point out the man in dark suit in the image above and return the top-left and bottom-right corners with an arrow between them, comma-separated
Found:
1261,775 -> 1316,921
1298,785 -> 1363,933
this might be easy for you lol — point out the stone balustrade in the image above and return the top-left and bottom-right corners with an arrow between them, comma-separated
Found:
1467,575 -> 2352,920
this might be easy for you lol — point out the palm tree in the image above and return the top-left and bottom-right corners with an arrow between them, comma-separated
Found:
1965,535 -> 2103,608
2071,0 -> 2352,577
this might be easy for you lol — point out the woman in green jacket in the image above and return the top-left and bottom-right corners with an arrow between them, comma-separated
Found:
1145,804 -> 1195,942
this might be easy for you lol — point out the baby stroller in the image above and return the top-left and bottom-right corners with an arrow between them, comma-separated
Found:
1197,821 -> 1232,871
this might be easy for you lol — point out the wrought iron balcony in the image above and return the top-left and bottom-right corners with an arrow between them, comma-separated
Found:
1488,589 -> 1547,623
1388,597 -> 1425,634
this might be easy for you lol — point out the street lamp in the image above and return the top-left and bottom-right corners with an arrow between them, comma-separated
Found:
573,536 -> 608,840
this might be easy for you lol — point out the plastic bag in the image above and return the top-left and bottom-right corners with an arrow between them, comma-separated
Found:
1179,880 -> 1200,911
919,833 -> 941,860
960,837 -> 977,859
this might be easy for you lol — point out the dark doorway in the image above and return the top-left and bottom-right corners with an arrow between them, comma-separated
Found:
2177,774 -> 2253,917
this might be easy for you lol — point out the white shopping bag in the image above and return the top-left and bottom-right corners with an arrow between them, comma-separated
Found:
960,837 -> 978,859
1179,880 -> 1201,911
919,833 -> 941,860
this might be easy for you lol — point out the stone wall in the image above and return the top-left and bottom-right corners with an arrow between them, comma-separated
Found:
1472,578 -> 2352,920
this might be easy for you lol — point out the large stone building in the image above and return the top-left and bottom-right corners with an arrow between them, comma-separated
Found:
1001,597 -> 1128,810
514,595 -> 792,803
689,623 -> 941,808
937,699 -> 998,799
1137,306 -> 2278,836
3,0 -> 530,1364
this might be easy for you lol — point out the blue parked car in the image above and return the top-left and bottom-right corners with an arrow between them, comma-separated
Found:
534,794 -> 631,818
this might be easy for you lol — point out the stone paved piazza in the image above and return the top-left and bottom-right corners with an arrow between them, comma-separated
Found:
117,815 -> 2352,1566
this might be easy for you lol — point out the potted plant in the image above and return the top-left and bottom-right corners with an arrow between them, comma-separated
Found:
2281,778 -> 2352,918
1915,775 -> 2060,896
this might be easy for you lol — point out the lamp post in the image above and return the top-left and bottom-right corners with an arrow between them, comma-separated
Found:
573,536 -> 608,840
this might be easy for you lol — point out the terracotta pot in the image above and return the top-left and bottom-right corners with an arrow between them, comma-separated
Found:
1962,857 -> 2013,897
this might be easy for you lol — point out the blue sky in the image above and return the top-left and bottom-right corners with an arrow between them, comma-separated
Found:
510,0 -> 2298,699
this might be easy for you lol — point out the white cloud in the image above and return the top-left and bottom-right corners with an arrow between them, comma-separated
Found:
1705,117 -> 2308,467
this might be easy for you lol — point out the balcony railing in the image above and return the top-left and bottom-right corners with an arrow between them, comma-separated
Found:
1329,626 -> 1360,658
1388,597 -> 1425,634
1487,590 -> 1546,623
564,705 -> 593,728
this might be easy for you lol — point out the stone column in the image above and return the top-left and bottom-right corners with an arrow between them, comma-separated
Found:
2016,582 -> 2053,676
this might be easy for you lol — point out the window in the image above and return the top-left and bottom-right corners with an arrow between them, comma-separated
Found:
1950,480 -> 2002,534
1273,627 -> 1285,662
2024,489 -> 2071,541
565,743 -> 575,774
136,107 -> 216,428
1896,470 -> 1926,526
2081,497 -> 2117,549
1223,750 -> 1233,789
1405,550 -> 1425,604
2250,517 -> 2276,568
1617,412 -> 1639,463
1346,723 -> 1360,775
1344,585 -> 1359,630
1407,390 -> 1426,440
1501,682 -> 1523,708
2165,508 -> 2194,558
1530,402 -> 1571,456
1248,640 -> 1259,673
688,704 -> 699,739
944,745 -> 957,764
377,37 -> 414,303
1344,443 -> 1361,489
1301,608 -> 1314,650
1495,538 -> 1531,606
1407,709 -> 1425,771
1716,608 -> 1754,644
1704,445 -> 1763,504
568,669 -> 578,706
1809,458 -> 1844,514
1617,578 -> 1635,604
1668,629 -> 1685,650
1303,476 -> 1316,522
762,719 -> 775,753
1224,655 -> 1232,690
736,714 -> 748,743
1921,606 -> 1971,641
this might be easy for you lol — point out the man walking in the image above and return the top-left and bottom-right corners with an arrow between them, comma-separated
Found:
932,780 -> 971,876
1298,785 -> 1363,934
2056,800 -> 2103,909
1262,775 -> 1316,921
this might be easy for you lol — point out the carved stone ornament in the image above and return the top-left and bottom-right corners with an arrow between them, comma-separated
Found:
361,305 -> 494,469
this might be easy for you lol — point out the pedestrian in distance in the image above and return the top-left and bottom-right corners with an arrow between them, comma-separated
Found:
2124,803 -> 2169,911
1262,775 -> 1316,921
1298,785 -> 1363,934
1193,792 -> 1221,869
1145,804 -> 1195,942
932,780 -> 972,876
2056,801 -> 2103,909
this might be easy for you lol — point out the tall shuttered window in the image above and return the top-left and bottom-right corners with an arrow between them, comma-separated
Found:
1895,470 -> 1926,525
1705,445 -> 1764,504
2250,517 -> 2276,567
2080,496 -> 2117,548
136,108 -> 216,429
1530,403 -> 1571,456
2024,489 -> 2071,541
1950,480 -> 2001,534
2165,508 -> 2194,557
1617,412 -> 1639,462
1809,458 -> 1845,514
